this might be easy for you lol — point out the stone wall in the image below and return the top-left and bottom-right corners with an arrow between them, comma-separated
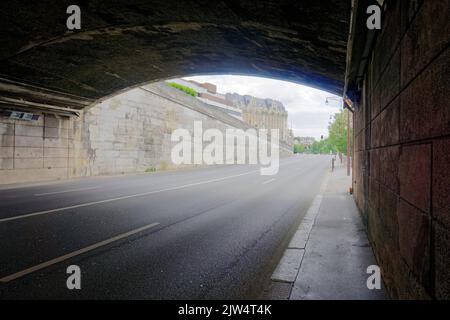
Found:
0,82 -> 292,185
353,1 -> 449,299
0,112 -> 74,184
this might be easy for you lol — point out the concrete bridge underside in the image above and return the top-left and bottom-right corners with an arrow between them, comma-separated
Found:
0,0 -> 350,110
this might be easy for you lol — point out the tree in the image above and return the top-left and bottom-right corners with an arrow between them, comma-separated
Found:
293,143 -> 306,154
310,139 -> 333,154
328,109 -> 351,155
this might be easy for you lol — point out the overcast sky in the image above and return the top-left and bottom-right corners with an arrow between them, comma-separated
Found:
184,75 -> 342,140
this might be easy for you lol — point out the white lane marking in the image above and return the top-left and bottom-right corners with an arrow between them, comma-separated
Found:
0,170 -> 259,223
34,187 -> 99,197
262,178 -> 276,185
0,222 -> 160,283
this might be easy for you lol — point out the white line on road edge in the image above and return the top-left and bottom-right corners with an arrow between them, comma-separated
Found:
271,249 -> 305,283
34,187 -> 100,196
0,222 -> 160,283
262,178 -> 276,185
0,170 -> 260,223
270,193 -> 324,283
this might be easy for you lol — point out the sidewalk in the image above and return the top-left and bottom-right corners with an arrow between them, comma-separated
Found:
264,163 -> 388,300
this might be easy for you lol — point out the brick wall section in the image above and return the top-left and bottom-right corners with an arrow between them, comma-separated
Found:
198,92 -> 234,106
200,82 -> 217,94
353,1 -> 449,299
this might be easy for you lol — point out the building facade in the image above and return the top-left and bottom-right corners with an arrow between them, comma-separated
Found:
225,93 -> 290,143
168,79 -> 292,145
294,136 -> 316,146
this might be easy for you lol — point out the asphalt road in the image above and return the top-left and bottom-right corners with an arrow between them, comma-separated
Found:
0,154 -> 331,299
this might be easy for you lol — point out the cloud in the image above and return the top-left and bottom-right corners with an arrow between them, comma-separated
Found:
184,75 -> 341,139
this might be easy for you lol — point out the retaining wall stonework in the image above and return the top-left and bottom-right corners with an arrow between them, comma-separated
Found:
0,82 -> 292,184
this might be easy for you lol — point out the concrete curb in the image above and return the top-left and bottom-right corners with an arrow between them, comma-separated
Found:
263,171 -> 330,299
270,194 -> 323,283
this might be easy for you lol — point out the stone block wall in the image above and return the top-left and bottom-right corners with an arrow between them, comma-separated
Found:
72,82 -> 291,177
353,1 -> 449,299
1,82 -> 292,185
0,113 -> 73,184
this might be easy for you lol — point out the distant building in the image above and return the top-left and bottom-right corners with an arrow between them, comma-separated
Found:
168,78 -> 292,145
224,93 -> 291,143
168,79 -> 243,120
294,136 -> 316,146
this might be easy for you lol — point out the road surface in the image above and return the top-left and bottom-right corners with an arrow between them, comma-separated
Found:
0,155 -> 330,299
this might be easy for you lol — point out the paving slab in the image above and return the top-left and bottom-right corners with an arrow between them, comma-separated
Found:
290,167 -> 388,300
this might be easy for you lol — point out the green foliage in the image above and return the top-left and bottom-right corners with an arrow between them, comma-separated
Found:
145,166 -> 156,173
327,109 -> 352,155
307,109 -> 352,155
167,82 -> 198,97
310,139 -> 333,154
293,143 -> 306,154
